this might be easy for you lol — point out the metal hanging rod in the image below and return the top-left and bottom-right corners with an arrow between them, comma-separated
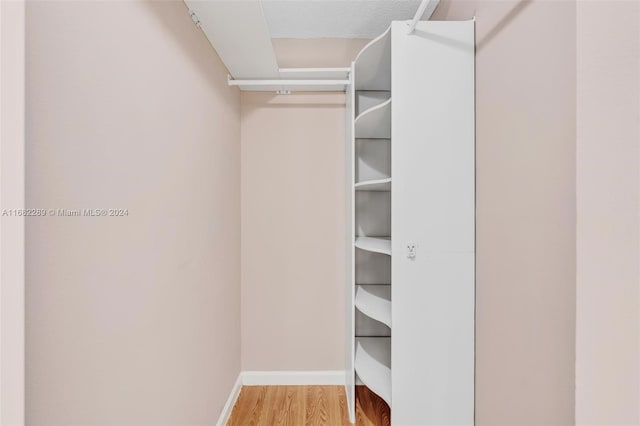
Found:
278,67 -> 351,76
227,67 -> 351,92
227,79 -> 350,87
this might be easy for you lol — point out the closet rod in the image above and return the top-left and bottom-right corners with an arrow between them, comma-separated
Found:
279,67 -> 351,75
227,79 -> 349,87
407,0 -> 440,34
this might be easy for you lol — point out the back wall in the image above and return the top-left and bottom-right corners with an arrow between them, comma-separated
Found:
240,39 -> 368,371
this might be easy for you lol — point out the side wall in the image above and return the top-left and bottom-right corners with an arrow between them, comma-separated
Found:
25,2 -> 241,424
434,1 -> 577,424
576,2 -> 640,424
1,1 -> 26,424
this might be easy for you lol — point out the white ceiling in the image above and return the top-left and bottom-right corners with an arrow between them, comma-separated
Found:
185,0 -> 438,83
261,0 -> 423,39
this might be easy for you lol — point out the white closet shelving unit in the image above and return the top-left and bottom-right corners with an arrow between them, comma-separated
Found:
345,19 -> 475,426
355,178 -> 392,192
355,286 -> 391,327
354,237 -> 392,255
354,99 -> 392,139
347,23 -> 393,421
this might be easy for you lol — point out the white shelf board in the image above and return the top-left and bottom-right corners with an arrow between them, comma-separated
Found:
355,237 -> 391,256
355,98 -> 391,139
355,178 -> 391,192
355,337 -> 391,406
355,285 -> 391,328
229,78 -> 349,92
279,67 -> 350,80
355,91 -> 391,116
354,26 -> 391,91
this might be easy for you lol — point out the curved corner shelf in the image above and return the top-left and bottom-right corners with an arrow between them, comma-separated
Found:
355,237 -> 391,256
354,98 -> 391,139
355,285 -> 391,328
355,337 -> 391,406
354,26 -> 391,91
355,91 -> 391,117
355,178 -> 391,192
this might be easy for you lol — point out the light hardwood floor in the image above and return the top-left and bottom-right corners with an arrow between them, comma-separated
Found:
227,385 -> 390,426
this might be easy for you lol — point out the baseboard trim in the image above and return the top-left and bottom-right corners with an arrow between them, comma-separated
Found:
216,373 -> 243,426
242,370 -> 346,386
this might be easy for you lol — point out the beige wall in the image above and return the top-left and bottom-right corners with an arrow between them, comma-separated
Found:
241,39 -> 367,370
434,1 -> 577,424
240,38 -> 367,371
1,0 -> 26,424
25,1 -> 240,424
272,38 -> 369,68
240,91 -> 348,371
576,2 -> 640,424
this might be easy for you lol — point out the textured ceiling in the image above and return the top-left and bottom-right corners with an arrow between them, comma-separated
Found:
261,0 -> 423,39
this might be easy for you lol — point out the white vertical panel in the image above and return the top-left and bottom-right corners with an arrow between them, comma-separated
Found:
344,66 -> 356,423
391,20 -> 475,426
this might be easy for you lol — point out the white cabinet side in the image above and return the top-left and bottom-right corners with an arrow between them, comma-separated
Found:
391,20 -> 475,426
344,66 -> 356,423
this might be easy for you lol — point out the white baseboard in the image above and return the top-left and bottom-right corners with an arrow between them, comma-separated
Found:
242,370 -> 346,386
216,373 -> 243,426
216,370 -> 346,425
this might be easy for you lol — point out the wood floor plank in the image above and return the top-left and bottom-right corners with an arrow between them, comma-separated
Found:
275,386 -> 303,426
260,384 -> 281,425
355,386 -> 390,426
227,386 -> 268,426
227,385 -> 389,426
330,384 -> 350,425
